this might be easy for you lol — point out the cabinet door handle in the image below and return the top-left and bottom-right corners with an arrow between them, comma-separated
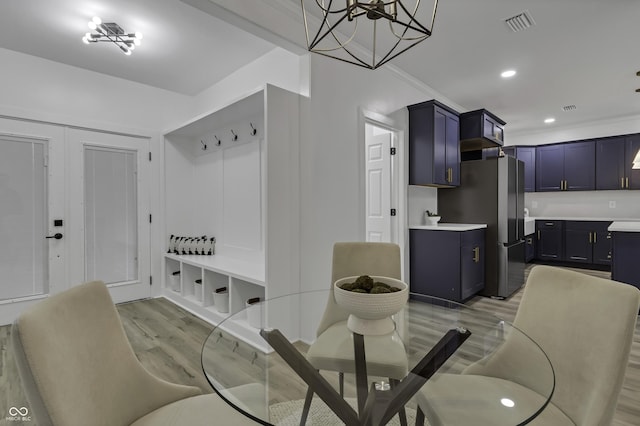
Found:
626,177 -> 629,188
593,232 -> 597,243
589,232 -> 593,243
621,177 -> 625,189
473,247 -> 480,263
537,230 -> 541,240
607,233 -> 611,239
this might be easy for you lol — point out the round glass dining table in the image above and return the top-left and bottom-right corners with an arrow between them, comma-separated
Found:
201,291 -> 554,426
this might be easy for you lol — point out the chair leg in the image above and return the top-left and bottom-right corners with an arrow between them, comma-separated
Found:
390,378 -> 408,426
339,371 -> 344,397
299,386 -> 314,426
415,406 -> 425,426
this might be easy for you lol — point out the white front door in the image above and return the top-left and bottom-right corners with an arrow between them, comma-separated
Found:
365,125 -> 392,242
0,119 -> 66,324
67,129 -> 151,303
0,118 -> 152,324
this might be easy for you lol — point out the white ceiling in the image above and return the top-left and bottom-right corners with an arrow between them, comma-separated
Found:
1,0 -> 639,135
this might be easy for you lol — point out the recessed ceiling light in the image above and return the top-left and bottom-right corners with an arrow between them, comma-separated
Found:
501,70 -> 517,78
544,118 -> 556,124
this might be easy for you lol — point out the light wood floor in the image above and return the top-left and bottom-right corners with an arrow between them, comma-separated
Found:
1,264 -> 638,425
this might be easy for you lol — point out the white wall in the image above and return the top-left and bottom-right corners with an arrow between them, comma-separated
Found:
297,55 -> 462,341
190,47 -> 308,121
0,48 -> 193,135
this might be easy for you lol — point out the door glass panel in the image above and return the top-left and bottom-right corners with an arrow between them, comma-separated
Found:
84,146 -> 138,284
0,136 -> 47,300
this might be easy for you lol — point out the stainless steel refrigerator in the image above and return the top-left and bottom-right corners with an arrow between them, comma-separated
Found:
438,156 -> 525,298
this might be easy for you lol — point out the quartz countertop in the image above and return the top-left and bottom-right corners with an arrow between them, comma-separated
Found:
410,223 -> 487,231
608,221 -> 640,232
529,216 -> 638,222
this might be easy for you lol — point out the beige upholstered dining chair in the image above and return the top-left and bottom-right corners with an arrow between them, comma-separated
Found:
302,242 -> 409,423
416,265 -> 640,426
11,281 -> 258,426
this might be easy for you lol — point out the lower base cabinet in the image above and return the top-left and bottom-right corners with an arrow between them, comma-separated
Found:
525,234 -> 536,262
611,232 -> 640,290
410,228 -> 485,302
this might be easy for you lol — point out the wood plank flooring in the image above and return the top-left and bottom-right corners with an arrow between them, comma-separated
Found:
0,264 -> 638,425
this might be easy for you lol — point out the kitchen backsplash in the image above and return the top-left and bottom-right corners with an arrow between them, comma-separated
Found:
525,190 -> 639,219
408,185 -> 438,226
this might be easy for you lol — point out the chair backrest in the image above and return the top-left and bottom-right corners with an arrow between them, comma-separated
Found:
11,281 -> 200,426
315,242 -> 402,336
513,265 -> 640,426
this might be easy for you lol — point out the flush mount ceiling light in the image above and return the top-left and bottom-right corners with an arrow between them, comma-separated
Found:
300,0 -> 439,70
501,70 -> 516,78
82,16 -> 142,55
544,118 -> 555,124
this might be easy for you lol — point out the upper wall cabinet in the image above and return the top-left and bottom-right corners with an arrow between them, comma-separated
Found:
503,146 -> 536,192
459,109 -> 505,151
596,135 -> 640,190
536,141 -> 595,191
408,100 -> 460,187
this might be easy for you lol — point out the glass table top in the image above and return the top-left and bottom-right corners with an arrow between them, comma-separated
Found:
202,291 -> 554,426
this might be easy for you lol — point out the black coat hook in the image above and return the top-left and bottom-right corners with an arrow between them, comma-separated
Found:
214,135 -> 221,146
231,129 -> 238,141
250,122 -> 257,136
200,140 -> 207,150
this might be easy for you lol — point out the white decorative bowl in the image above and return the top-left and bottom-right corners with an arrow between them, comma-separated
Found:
426,215 -> 441,226
334,276 -> 409,336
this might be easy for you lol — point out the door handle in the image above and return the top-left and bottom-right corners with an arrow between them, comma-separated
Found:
589,232 -> 593,243
626,177 -> 629,188
593,232 -> 597,243
473,247 -> 480,263
621,177 -> 625,189
46,233 -> 63,240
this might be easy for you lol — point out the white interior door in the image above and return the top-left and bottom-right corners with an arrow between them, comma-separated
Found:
0,119 -> 66,324
67,129 -> 151,303
365,125 -> 392,242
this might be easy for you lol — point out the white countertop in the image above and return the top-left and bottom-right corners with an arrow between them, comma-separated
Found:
530,216 -> 638,222
410,223 -> 487,231
608,221 -> 640,232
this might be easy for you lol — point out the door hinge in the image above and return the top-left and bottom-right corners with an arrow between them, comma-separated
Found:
390,209 -> 397,216
148,152 -> 152,161
149,214 -> 152,223
390,147 -> 396,155
149,276 -> 153,286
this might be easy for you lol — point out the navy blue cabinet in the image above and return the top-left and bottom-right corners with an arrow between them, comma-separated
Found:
408,100 -> 460,187
564,221 -> 612,265
536,141 -> 595,191
503,146 -> 536,192
459,109 -> 505,150
536,220 -> 564,261
596,136 -> 626,190
525,233 -> 536,262
593,223 -> 613,265
410,229 -> 485,302
611,231 -> 640,290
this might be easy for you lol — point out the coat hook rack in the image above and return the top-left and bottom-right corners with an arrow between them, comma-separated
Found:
200,140 -> 207,150
250,123 -> 257,136
214,135 -> 221,146
231,129 -> 238,141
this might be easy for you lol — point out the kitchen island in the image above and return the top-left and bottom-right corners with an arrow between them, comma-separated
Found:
609,221 -> 640,290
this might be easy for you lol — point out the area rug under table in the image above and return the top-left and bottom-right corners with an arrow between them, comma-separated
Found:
269,397 -> 417,426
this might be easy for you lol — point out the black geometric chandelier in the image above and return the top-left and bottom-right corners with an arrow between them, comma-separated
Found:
300,0 -> 438,70
82,16 -> 143,56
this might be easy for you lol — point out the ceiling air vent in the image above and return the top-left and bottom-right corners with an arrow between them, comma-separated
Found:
562,105 -> 577,112
504,10 -> 536,32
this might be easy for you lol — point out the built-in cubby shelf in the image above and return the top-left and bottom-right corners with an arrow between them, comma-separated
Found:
162,84 -> 301,352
